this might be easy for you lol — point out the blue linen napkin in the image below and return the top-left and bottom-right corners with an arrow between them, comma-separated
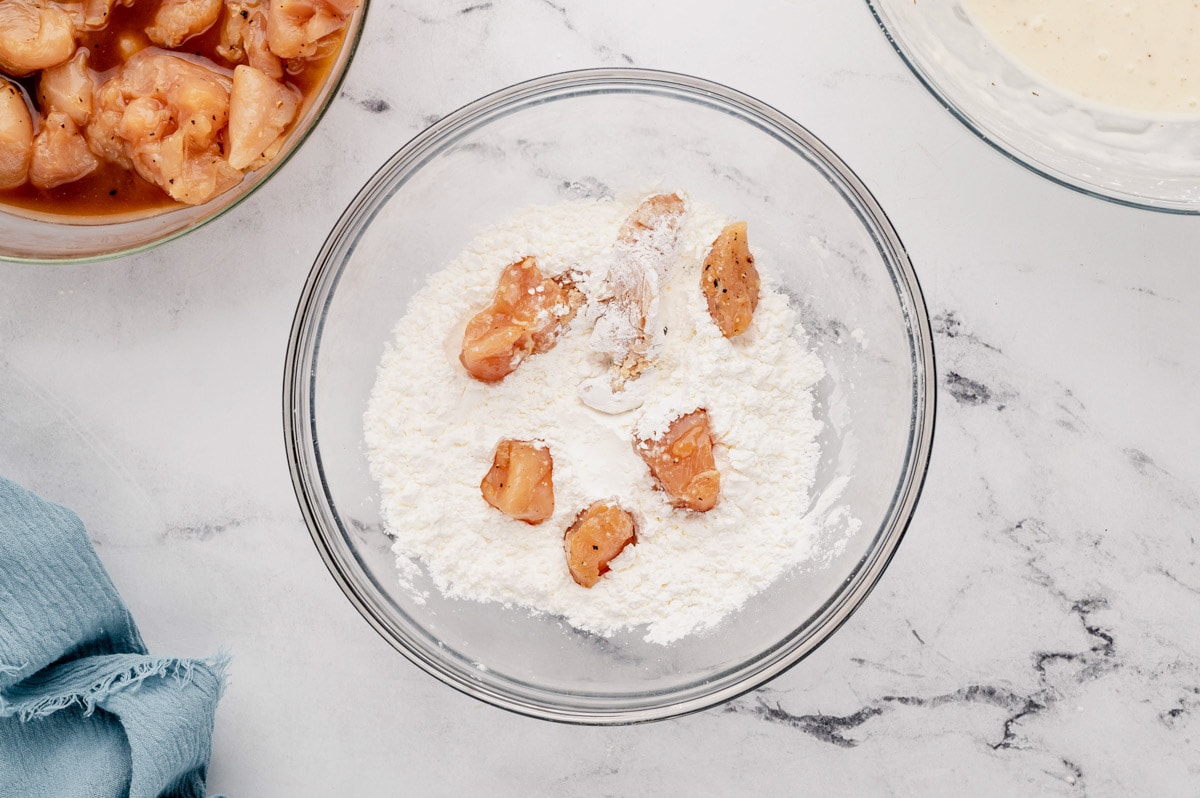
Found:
0,477 -> 227,798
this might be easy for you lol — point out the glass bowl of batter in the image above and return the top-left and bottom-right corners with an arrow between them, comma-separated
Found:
284,69 -> 936,723
0,0 -> 367,263
867,0 -> 1200,212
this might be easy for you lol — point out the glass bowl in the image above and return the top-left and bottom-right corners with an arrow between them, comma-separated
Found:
867,0 -> 1200,213
283,69 -> 936,723
0,4 -> 368,264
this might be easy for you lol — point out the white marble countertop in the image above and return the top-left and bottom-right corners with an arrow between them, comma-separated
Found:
3,0 -> 1199,794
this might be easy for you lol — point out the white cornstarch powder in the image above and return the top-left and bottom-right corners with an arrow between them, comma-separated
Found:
364,195 -> 828,644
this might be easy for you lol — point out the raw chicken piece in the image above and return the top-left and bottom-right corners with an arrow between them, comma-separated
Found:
87,51 -> 242,204
146,0 -> 224,48
459,257 -> 584,383
29,110 -> 99,189
227,65 -> 299,170
602,192 -> 685,378
0,80 -> 35,189
218,0 -> 283,78
700,221 -> 760,338
39,49 -> 97,127
617,192 -> 687,246
635,408 -> 720,512
480,440 -> 554,525
0,1 -> 77,76
579,192 -> 685,413
265,0 -> 359,60
563,501 -> 637,588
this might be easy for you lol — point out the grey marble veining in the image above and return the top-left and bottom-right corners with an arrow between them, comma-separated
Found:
2,0 -> 1198,795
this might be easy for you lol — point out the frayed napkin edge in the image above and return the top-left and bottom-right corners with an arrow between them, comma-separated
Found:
0,652 -> 230,722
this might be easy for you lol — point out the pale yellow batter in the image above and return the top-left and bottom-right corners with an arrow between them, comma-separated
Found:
964,0 -> 1200,115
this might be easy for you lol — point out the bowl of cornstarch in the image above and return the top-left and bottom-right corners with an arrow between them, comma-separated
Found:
284,69 -> 936,723
868,0 -> 1200,212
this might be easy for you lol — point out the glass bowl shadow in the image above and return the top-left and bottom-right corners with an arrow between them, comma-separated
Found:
284,68 -> 936,724
0,3 -> 368,264
867,0 -> 1200,214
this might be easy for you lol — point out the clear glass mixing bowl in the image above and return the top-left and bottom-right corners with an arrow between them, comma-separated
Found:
284,69 -> 936,723
0,4 -> 368,264
867,0 -> 1200,213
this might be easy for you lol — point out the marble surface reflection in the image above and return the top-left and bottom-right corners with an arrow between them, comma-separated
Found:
2,0 -> 1197,794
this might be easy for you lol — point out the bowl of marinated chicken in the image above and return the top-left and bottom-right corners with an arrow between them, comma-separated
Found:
0,0 -> 366,262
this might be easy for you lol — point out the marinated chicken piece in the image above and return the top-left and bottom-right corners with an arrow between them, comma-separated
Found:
564,501 -> 637,588
480,440 -> 554,525
79,0 -> 135,31
580,193 -> 685,413
227,65 -> 299,169
701,221 -> 760,338
0,81 -> 35,189
266,0 -> 359,60
459,257 -> 584,383
86,95 -> 128,168
111,30 -> 149,63
87,51 -> 242,204
147,132 -> 243,205
29,110 -> 99,189
146,0 -> 224,48
114,96 -> 171,146
635,409 -> 720,512
218,0 -> 283,79
39,49 -> 97,127
0,1 -> 78,77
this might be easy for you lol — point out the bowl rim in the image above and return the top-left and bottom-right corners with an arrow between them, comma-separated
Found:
0,0 -> 371,265
283,66 -> 938,724
864,0 -> 1200,216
